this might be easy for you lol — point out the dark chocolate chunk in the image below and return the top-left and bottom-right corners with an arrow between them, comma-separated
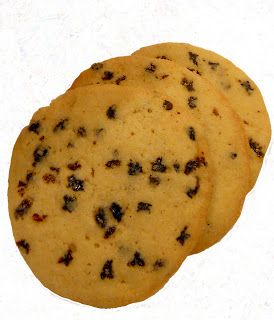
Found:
102,71 -> 114,80
91,62 -> 103,70
162,100 -> 173,110
18,180 -> 27,187
230,152 -> 238,159
53,119 -> 69,132
181,78 -> 195,91
67,175 -> 84,191
77,127 -> 87,137
208,61 -> 219,70
145,63 -> 156,73
26,172 -> 34,181
105,159 -> 121,168
187,126 -> 196,141
67,142 -> 74,148
32,213 -> 47,222
137,202 -> 152,212
176,226 -> 191,245
109,202 -> 123,222
239,80 -> 254,95
188,51 -> 199,66
50,167 -> 60,173
95,208 -> 107,228
187,96 -> 198,108
128,160 -> 143,175
29,121 -> 40,134
15,198 -> 33,219
149,175 -> 160,185
187,67 -> 202,76
33,146 -> 48,165
67,161 -> 82,171
249,138 -> 264,158
151,157 -> 166,172
58,249 -> 73,266
212,108 -> 220,116
42,173 -> 56,184
153,259 -> 165,270
159,74 -> 169,80
104,226 -> 116,239
127,251 -> 145,267
16,239 -> 30,254
184,157 -> 207,175
62,195 -> 77,212
186,177 -> 200,198
173,162 -> 180,172
115,75 -> 126,85
156,55 -> 170,60
100,260 -> 114,279
106,105 -> 116,119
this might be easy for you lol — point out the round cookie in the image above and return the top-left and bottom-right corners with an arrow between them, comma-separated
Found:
132,42 -> 271,186
70,56 -> 251,253
9,85 -> 212,308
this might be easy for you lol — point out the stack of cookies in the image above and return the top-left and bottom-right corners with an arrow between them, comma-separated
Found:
8,43 -> 271,308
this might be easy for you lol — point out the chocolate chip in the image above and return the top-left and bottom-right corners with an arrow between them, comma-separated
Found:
53,119 -> 69,132
187,68 -> 202,76
230,152 -> 238,159
32,213 -> 47,222
105,159 -> 121,168
18,181 -> 27,187
115,75 -> 126,85
187,127 -> 196,141
67,175 -> 84,191
249,138 -> 264,158
15,198 -> 33,219
239,80 -> 254,95
156,55 -> 170,60
212,108 -> 219,116
151,157 -> 166,172
33,146 -> 48,165
188,51 -> 199,66
77,127 -> 87,137
149,175 -> 160,185
42,173 -> 56,184
176,226 -> 191,245
173,162 -> 180,172
104,226 -> 116,239
109,202 -> 123,222
102,71 -> 114,80
208,61 -> 219,70
100,260 -> 114,279
62,195 -> 77,212
106,105 -> 116,119
181,78 -> 195,91
145,63 -> 156,73
137,202 -> 152,212
29,121 -> 40,134
58,249 -> 73,266
16,240 -> 30,254
91,62 -> 103,70
127,251 -> 145,267
184,157 -> 207,175
67,161 -> 82,171
95,208 -> 107,228
128,160 -> 143,175
186,177 -> 200,198
26,172 -> 34,181
67,142 -> 74,148
153,259 -> 165,270
187,96 -> 197,108
163,100 -> 173,110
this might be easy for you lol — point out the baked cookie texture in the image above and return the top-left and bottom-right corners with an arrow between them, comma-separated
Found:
132,42 -> 271,186
9,85 -> 212,308
70,55 -> 250,253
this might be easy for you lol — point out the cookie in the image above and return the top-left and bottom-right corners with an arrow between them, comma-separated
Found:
9,85 -> 212,308
132,42 -> 271,185
70,55 -> 250,253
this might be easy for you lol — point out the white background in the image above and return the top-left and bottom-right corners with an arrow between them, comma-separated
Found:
0,1 -> 274,319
